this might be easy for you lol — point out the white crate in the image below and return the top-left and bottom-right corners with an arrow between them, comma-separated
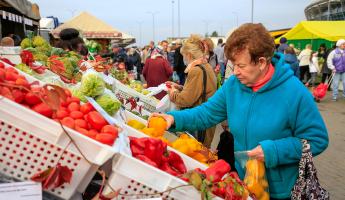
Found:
104,153 -> 213,200
0,97 -> 116,199
112,78 -> 159,112
0,47 -> 21,64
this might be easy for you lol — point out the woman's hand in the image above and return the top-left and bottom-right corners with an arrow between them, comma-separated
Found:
247,145 -> 265,161
150,113 -> 175,130
167,87 -> 178,100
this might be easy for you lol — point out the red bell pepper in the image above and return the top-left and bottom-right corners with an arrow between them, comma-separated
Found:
135,155 -> 158,168
144,138 -> 166,166
159,161 -> 180,177
205,160 -> 231,182
166,151 -> 187,174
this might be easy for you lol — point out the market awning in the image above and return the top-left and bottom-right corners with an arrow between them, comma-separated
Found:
51,12 -> 123,39
269,28 -> 290,38
275,21 -> 345,43
0,0 -> 40,20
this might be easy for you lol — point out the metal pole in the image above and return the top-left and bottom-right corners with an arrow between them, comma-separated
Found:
177,0 -> 181,37
137,21 -> 143,47
328,0 -> 331,20
172,0 -> 175,39
251,0 -> 254,23
147,11 -> 158,42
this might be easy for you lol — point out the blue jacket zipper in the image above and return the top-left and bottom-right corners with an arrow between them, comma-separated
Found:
245,93 -> 256,150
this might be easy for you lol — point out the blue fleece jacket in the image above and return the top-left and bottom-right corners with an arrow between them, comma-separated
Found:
167,53 -> 328,199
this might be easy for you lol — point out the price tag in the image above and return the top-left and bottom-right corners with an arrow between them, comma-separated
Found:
0,181 -> 42,200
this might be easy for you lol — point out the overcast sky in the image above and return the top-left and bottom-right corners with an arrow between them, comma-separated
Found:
31,0 -> 312,46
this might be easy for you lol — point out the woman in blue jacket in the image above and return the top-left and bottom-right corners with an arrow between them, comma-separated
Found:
153,23 -> 328,199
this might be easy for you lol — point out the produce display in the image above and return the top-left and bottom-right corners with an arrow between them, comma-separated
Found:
183,160 -> 249,200
0,65 -> 119,146
171,133 -> 217,164
20,36 -> 83,84
127,117 -> 216,165
85,40 -> 102,54
129,137 -> 187,177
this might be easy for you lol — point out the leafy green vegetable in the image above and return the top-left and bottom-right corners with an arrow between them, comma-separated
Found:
95,94 -> 121,115
80,73 -> 105,97
71,87 -> 87,102
15,63 -> 34,75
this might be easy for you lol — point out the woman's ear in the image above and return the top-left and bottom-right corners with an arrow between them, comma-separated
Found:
258,57 -> 268,71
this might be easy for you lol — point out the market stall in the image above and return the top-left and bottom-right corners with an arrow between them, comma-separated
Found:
0,0 -> 40,40
275,21 -> 345,50
51,12 -> 135,53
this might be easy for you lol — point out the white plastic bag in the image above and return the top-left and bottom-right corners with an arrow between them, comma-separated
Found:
146,83 -> 177,112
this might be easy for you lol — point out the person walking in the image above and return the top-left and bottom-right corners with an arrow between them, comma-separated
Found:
298,44 -> 312,83
327,39 -> 345,101
321,44 -> 335,84
143,48 -> 173,99
214,38 -> 226,79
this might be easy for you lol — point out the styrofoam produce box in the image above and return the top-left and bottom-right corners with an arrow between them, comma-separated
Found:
0,61 -> 116,199
103,153 -> 221,200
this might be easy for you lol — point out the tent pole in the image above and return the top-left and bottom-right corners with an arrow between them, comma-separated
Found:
327,0 -> 331,20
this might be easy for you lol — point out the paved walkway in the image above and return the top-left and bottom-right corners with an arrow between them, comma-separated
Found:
314,93 -> 345,200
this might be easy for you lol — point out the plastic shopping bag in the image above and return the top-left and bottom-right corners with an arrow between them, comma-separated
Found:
146,83 -> 177,112
156,94 -> 177,112
244,158 -> 269,200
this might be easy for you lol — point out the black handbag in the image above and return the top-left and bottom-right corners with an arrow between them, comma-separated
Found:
216,130 -> 236,172
291,139 -> 329,200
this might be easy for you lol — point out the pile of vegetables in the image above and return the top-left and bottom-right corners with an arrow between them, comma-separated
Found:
129,137 -> 187,177
183,160 -> 249,200
70,72 -> 121,115
0,65 -> 119,146
20,35 -> 83,84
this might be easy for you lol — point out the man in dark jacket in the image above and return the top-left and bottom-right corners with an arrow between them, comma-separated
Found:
173,40 -> 186,84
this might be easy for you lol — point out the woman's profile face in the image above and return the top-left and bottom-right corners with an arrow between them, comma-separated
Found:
231,49 -> 267,87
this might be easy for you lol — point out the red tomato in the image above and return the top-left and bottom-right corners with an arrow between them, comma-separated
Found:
95,133 -> 116,145
80,103 -> 94,114
101,125 -> 118,137
0,62 -> 4,69
86,111 -> 108,131
5,67 -> 18,74
55,110 -> 69,120
12,89 -> 24,103
15,78 -> 30,88
61,117 -> 75,129
0,68 -> 5,81
32,103 -> 53,118
75,126 -> 89,136
67,102 -> 80,112
69,111 -> 83,119
87,129 -> 98,139
64,88 -> 71,97
75,119 -> 88,129
24,92 -> 42,105
5,71 -> 19,81
69,96 -> 80,104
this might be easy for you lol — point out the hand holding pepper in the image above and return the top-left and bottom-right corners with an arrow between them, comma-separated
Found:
150,113 -> 175,130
